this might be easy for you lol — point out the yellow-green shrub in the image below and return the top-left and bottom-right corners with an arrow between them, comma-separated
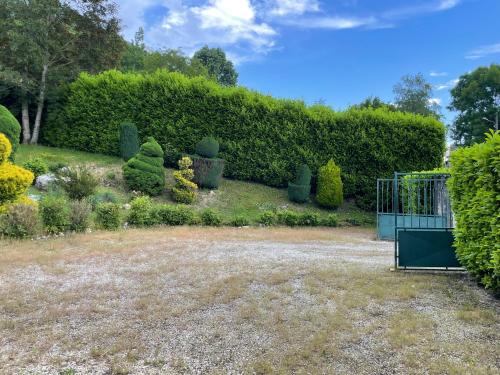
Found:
172,156 -> 198,204
316,159 -> 343,208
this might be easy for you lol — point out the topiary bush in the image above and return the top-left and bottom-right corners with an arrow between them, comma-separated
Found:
0,133 -> 34,213
316,159 -> 343,209
288,164 -> 311,203
196,136 -> 219,158
0,203 -> 39,238
123,137 -> 165,196
448,130 -> 500,292
0,105 -> 21,159
40,195 -> 70,234
119,121 -> 140,161
172,156 -> 198,204
22,158 -> 49,182
191,155 -> 225,189
95,202 -> 121,230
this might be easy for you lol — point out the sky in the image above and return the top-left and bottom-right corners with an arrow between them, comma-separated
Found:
116,0 -> 500,125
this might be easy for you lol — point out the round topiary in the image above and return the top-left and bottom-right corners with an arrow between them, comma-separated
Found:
316,159 -> 343,209
0,105 -> 21,159
119,121 -> 140,161
195,136 -> 219,158
172,156 -> 198,204
122,137 -> 165,196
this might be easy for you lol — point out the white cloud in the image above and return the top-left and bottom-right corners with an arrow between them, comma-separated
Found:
465,43 -> 500,60
268,0 -> 320,16
435,78 -> 459,91
428,97 -> 442,106
382,0 -> 460,20
430,71 -> 447,77
284,15 -> 375,29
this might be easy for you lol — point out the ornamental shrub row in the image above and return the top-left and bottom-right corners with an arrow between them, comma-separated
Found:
42,70 -> 446,209
448,131 -> 500,292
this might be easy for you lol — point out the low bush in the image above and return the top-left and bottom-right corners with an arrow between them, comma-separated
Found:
196,136 -> 219,158
276,210 -> 300,226
119,121 -> 140,161
128,196 -> 154,226
258,211 -> 277,226
230,215 -> 250,227
22,158 -> 49,181
0,203 -> 39,238
56,166 -> 98,200
88,190 -> 120,210
448,130 -> 499,291
316,159 -> 343,209
69,199 -> 92,232
40,195 -> 70,234
95,202 -> 121,230
200,208 -> 222,226
0,104 -> 21,159
48,162 -> 68,173
192,155 -> 225,189
297,211 -> 320,226
172,156 -> 198,204
321,213 -> 339,227
151,204 -> 196,225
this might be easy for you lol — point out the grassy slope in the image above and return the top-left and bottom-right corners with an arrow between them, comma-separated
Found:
17,145 -> 375,226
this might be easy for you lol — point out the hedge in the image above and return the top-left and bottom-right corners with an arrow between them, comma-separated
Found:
448,131 -> 499,292
43,70 -> 446,209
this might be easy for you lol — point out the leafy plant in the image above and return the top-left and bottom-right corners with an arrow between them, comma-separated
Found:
22,158 -> 49,181
128,196 -> 154,226
276,210 -> 300,226
55,166 -> 98,200
297,211 -> 320,226
69,199 -> 92,232
88,190 -> 120,210
0,203 -> 39,238
196,136 -> 219,158
321,213 -> 338,227
95,202 -> 121,230
230,215 -> 250,227
172,156 -> 198,204
163,142 -> 182,168
40,195 -> 70,234
316,159 -> 343,209
200,208 -> 222,226
258,211 -> 276,226
0,105 -> 21,159
151,204 -> 196,226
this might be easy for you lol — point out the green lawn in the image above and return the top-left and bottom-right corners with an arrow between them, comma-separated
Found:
17,144 -> 375,226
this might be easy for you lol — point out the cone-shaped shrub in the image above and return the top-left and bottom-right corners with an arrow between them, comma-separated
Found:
288,164 -> 311,203
123,137 -> 165,196
172,156 -> 198,204
316,159 -> 343,208
119,121 -> 140,161
0,105 -> 21,159
195,136 -> 219,158
0,133 -> 34,213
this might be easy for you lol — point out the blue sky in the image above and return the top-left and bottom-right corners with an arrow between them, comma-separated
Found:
118,0 -> 500,125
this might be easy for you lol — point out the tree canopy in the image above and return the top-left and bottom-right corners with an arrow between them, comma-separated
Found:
393,73 -> 441,119
193,46 -> 238,86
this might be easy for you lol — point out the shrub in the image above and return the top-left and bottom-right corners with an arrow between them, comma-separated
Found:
192,155 -> 225,189
88,190 -> 120,210
119,121 -> 140,161
48,162 -> 68,173
316,159 -> 343,209
288,164 -> 312,203
258,211 -> 276,226
55,166 -> 98,200
128,196 -> 154,226
95,202 -> 121,230
230,215 -> 250,227
0,133 -> 34,213
151,204 -> 195,225
321,213 -> 339,227
298,211 -> 320,226
22,158 -> 49,181
0,105 -> 21,159
276,210 -> 300,226
196,136 -> 219,158
448,130 -> 500,291
163,142 -> 182,168
69,199 -> 92,232
0,204 -> 39,238
200,208 -> 222,226
172,156 -> 198,204
123,137 -> 165,196
44,70 -> 446,209
40,195 -> 70,234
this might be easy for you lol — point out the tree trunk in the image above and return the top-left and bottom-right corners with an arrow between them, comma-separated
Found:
30,64 -> 48,144
21,95 -> 31,144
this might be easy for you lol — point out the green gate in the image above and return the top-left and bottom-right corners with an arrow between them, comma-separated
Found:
377,172 -> 463,270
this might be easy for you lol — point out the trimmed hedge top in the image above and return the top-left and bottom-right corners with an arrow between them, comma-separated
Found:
0,104 -> 21,158
43,70 -> 446,209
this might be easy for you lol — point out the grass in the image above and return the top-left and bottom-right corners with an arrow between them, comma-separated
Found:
16,144 -> 375,226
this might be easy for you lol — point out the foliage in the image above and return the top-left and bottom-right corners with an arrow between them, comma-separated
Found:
22,157 -> 48,180
192,156 -> 225,189
69,199 -> 92,232
150,204 -> 196,226
297,211 -> 320,226
40,194 -> 70,234
200,208 -> 222,226
196,136 -> 219,158
95,202 -> 121,230
163,142 -> 182,168
393,73 -> 440,119
351,96 -> 398,111
316,160 -> 343,209
258,211 -> 277,226
193,46 -> 238,86
44,70 -> 446,209
449,64 -> 500,146
119,121 -> 139,161
448,130 -> 500,291
0,105 -> 21,157
0,133 -> 34,213
128,196 -> 154,227
172,156 -> 198,204
56,166 -> 98,200
0,203 -> 39,238
288,164 -> 312,203
276,210 -> 300,226
321,214 -> 338,227
123,137 -> 165,196
88,190 -> 119,210
230,215 -> 250,227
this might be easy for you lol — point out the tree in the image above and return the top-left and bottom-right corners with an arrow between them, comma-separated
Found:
193,46 -> 238,86
449,64 -> 500,146
393,73 -> 440,118
351,96 -> 397,111
0,0 -> 124,144
120,27 -> 146,72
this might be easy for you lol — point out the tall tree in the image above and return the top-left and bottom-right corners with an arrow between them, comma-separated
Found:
449,64 -> 500,146
0,0 -> 124,144
351,96 -> 397,111
393,73 -> 440,118
193,46 -> 238,86
120,27 -> 146,72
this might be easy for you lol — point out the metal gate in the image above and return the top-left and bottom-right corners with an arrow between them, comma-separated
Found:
377,172 -> 462,270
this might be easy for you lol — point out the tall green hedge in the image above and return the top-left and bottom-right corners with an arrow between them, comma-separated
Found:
448,131 -> 499,292
43,70 -> 446,209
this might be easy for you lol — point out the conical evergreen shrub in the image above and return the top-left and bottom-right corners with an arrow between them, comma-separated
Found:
287,164 -> 311,203
119,121 -> 139,161
316,159 -> 343,208
122,137 -> 165,196
0,105 -> 21,160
